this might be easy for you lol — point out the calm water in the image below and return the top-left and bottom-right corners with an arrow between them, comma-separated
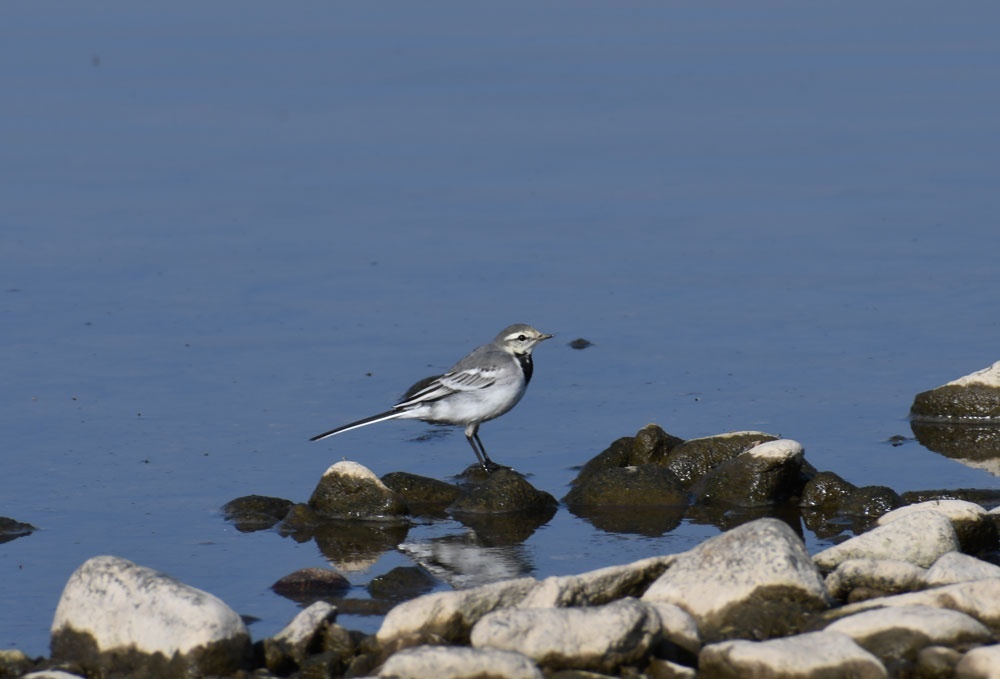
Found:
3,1 -> 999,656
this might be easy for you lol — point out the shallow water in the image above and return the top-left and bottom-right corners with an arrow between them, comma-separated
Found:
3,0 -> 1000,656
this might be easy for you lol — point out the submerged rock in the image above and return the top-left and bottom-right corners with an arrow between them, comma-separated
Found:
562,464 -> 686,508
271,567 -> 351,602
50,555 -> 251,678
309,460 -> 409,520
911,360 -> 1000,420
382,472 -> 461,512
221,494 -> 293,532
0,516 -> 37,543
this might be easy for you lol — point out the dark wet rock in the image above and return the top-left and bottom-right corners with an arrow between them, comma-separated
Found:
911,361 -> 1000,420
271,568 -> 351,602
901,488 -> 1000,510
449,468 -> 557,515
800,471 -> 857,508
690,439 -> 805,507
470,598 -> 662,673
308,460 -> 409,520
563,464 -> 687,508
259,601 -> 339,675
910,420 -> 1000,470
51,556 -> 251,678
0,516 -> 36,543
221,494 -> 293,532
571,424 -> 685,487
642,518 -> 830,643
663,431 -> 781,487
367,566 -> 438,603
838,486 -> 903,520
381,471 -> 461,513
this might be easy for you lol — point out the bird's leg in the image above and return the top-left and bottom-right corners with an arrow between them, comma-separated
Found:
472,432 -> 508,473
465,434 -> 489,471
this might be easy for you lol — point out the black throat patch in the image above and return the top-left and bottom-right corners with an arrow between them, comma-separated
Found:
515,352 -> 534,384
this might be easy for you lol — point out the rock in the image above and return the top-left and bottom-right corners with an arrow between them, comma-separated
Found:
50,555 -> 251,678
915,645 -> 963,678
377,645 -> 544,679
800,471 -> 857,508
571,425 -> 685,487
221,494 -> 293,531
911,360 -> 1000,420
20,672 -> 83,679
517,555 -> 675,608
663,431 -> 780,487
909,421 -> 1000,471
646,657 -> 697,679
0,516 -> 37,542
645,602 -> 702,658
825,605 -> 992,668
381,472 -> 461,511
813,510 -> 959,571
923,551 -> 1000,587
955,644 -> 1000,678
260,601 -> 338,674
470,598 -> 661,672
837,486 -> 903,519
368,566 -> 438,603
271,567 -> 351,602
0,649 -> 35,676
824,559 -> 927,602
827,579 -> 1000,633
878,499 -> 996,554
642,518 -> 830,642
562,465 -> 687,508
698,630 -> 887,678
308,460 -> 409,520
376,577 -> 537,645
449,469 -> 557,515
690,439 -> 805,507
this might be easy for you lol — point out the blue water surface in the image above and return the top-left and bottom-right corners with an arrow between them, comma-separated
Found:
2,1 -> 999,656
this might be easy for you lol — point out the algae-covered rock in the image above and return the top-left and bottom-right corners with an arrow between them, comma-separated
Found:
911,361 -> 1000,420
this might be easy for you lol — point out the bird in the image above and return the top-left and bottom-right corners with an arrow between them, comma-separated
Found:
310,324 -> 553,472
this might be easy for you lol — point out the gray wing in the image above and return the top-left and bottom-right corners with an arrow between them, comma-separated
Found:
395,345 -> 502,407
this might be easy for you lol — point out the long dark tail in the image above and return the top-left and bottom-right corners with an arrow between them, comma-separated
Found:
309,409 -> 404,442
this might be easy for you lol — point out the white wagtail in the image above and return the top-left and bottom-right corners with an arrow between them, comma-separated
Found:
310,324 -> 553,472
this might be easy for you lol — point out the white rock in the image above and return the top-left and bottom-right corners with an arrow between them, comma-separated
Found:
826,605 -> 991,662
516,555 -> 674,608
273,601 -> 336,646
646,602 -> 702,655
377,645 -> 543,679
376,577 -> 537,644
470,598 -> 660,672
323,459 -> 382,481
642,518 -> 829,641
21,672 -> 86,679
699,630 -> 887,678
946,361 -> 1000,388
824,559 -> 927,600
924,552 -> 1000,587
832,578 -> 1000,631
878,499 -> 986,528
51,555 -> 249,665
813,510 -> 959,570
747,438 -> 804,460
956,644 -> 1000,678
647,658 -> 698,678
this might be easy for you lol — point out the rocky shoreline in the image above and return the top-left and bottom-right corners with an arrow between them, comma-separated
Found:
4,361 -> 1000,678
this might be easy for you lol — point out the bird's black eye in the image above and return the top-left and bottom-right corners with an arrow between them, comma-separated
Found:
517,334 -> 527,341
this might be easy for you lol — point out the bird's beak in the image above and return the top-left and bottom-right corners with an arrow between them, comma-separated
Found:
539,333 -> 554,341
